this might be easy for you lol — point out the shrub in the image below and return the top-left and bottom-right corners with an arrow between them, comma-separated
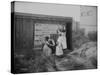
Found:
88,31 -> 97,41
72,30 -> 89,49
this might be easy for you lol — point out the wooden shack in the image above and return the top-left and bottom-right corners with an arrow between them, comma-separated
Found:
12,12 -> 73,54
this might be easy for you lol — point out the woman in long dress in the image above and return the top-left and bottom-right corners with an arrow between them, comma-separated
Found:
56,27 -> 67,57
43,36 -> 52,57
56,34 -> 64,56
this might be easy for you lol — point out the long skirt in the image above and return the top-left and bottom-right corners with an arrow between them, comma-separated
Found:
43,44 -> 52,57
56,45 -> 63,56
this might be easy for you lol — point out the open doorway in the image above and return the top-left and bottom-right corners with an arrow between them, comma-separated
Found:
66,22 -> 73,51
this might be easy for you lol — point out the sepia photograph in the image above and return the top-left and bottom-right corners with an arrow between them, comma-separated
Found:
11,1 -> 97,74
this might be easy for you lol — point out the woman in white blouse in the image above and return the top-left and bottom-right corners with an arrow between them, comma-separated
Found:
56,27 -> 67,57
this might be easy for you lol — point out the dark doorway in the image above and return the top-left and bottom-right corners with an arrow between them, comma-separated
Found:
66,22 -> 73,51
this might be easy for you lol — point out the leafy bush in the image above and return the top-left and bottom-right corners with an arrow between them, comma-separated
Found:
88,31 -> 97,41
72,30 -> 89,49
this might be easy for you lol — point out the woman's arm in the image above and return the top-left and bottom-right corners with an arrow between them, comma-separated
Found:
49,39 -> 55,46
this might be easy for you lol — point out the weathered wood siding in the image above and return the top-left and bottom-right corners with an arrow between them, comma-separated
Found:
14,15 -> 34,53
34,23 -> 62,49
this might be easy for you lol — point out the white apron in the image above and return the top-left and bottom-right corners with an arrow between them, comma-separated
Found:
56,36 -> 65,56
56,44 -> 63,56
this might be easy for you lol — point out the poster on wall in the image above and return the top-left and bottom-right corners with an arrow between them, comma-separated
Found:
11,1 -> 97,74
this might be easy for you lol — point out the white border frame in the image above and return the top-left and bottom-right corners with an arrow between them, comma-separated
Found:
0,0 -> 99,75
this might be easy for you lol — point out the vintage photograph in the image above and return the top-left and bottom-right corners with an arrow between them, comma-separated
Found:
11,1 -> 97,74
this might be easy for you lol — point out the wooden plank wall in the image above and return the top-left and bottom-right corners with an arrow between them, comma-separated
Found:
14,14 -> 73,54
34,23 -> 62,50
14,15 -> 34,53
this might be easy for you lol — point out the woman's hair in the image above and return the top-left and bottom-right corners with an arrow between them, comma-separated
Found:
45,36 -> 49,41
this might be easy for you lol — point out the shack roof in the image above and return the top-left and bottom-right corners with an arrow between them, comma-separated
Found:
14,12 -> 72,22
